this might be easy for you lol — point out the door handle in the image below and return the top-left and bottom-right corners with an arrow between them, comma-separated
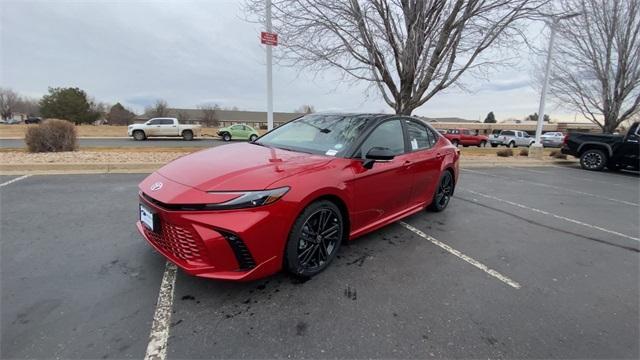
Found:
404,160 -> 413,166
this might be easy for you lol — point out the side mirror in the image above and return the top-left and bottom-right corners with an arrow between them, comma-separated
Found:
363,147 -> 395,169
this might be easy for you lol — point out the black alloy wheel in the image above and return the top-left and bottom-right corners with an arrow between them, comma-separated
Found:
580,149 -> 607,171
429,171 -> 454,212
285,200 -> 344,277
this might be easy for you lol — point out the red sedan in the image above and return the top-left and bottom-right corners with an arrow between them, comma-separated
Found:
137,114 -> 459,281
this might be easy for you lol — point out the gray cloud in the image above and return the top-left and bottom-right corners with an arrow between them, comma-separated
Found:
1,0 -> 577,121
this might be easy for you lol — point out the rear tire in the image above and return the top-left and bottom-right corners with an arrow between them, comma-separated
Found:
249,134 -> 258,142
478,140 -> 487,147
508,141 -> 515,148
284,200 -> 344,278
182,130 -> 194,141
580,149 -> 607,171
451,140 -> 459,147
428,171 -> 454,212
133,130 -> 146,141
490,143 -> 498,148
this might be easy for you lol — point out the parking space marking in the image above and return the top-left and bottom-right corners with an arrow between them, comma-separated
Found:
398,221 -> 522,289
144,261 -> 178,360
462,168 -> 638,207
463,189 -> 640,242
0,175 -> 31,188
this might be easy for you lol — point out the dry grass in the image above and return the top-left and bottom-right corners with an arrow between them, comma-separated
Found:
0,150 -> 190,164
0,124 -> 268,138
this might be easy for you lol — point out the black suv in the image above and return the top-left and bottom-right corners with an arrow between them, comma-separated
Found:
561,122 -> 639,171
24,117 -> 42,124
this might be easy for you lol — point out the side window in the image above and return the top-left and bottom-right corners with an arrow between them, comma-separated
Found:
405,120 -> 432,150
148,119 -> 160,125
161,119 -> 174,125
427,128 -> 439,147
360,120 -> 405,157
462,130 -> 470,135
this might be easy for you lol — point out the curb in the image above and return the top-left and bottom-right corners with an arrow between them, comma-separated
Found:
0,159 -> 578,175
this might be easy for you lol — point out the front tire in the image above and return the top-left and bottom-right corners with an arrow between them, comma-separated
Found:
284,200 -> 344,278
580,149 -> 607,171
133,130 -> 146,141
429,171 -> 454,212
222,133 -> 231,141
478,140 -> 487,148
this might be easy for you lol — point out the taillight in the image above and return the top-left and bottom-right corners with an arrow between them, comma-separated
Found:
562,134 -> 569,145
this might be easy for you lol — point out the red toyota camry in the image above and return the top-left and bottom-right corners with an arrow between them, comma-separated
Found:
137,114 -> 459,281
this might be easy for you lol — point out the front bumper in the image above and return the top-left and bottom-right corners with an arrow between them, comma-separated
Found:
137,192 -> 289,281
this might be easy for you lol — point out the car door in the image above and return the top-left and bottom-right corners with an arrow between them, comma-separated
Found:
159,119 -> 177,136
403,119 -> 442,206
146,119 -> 163,136
230,125 -> 243,138
349,119 -> 414,231
619,123 -> 640,167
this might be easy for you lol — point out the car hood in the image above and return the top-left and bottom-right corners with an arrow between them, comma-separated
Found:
156,142 -> 333,191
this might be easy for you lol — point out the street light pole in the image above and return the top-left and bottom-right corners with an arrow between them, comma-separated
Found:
266,0 -> 274,131
533,18 -> 558,147
529,12 -> 580,158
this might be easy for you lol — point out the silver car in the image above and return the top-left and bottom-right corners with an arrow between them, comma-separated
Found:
540,132 -> 565,148
490,130 -> 535,147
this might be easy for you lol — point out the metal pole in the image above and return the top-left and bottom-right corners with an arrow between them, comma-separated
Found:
266,0 -> 274,131
534,19 -> 558,145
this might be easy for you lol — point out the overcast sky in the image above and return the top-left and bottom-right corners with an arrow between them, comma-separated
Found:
1,0 -> 578,121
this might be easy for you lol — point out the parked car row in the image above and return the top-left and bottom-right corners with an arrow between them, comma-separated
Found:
0,117 -> 41,125
127,117 -> 262,142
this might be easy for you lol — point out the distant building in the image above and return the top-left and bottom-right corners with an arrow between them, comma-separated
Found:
134,108 -> 305,128
420,116 -> 481,124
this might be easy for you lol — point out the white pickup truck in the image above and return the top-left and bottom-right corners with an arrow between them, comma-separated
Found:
128,118 -> 201,141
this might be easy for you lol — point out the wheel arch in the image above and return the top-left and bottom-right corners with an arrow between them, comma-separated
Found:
578,142 -> 613,157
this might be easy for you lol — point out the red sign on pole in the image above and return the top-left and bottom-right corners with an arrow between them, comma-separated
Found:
261,31 -> 278,46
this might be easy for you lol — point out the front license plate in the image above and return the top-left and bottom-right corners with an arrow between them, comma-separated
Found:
140,204 -> 156,232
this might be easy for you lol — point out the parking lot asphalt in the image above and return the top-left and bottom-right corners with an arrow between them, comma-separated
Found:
1,167 -> 638,359
0,138 -> 225,149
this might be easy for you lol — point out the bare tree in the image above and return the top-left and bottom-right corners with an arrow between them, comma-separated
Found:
548,0 -> 640,133
146,99 -> 169,117
15,96 -> 41,116
295,104 -> 315,113
177,111 -> 190,124
246,0 -> 546,115
198,104 -> 220,127
0,88 -> 19,120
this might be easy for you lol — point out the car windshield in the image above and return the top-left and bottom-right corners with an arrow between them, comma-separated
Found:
256,114 -> 370,156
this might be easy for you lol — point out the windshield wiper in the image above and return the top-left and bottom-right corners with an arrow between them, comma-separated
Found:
299,119 -> 331,133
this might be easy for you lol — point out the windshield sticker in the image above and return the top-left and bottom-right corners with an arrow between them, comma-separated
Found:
411,139 -> 418,150
325,149 -> 338,156
334,144 -> 343,149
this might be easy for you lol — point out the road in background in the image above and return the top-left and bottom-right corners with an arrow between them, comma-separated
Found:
0,138 -> 227,149
1,167 -> 638,359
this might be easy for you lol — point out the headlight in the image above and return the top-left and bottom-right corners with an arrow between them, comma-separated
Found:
203,187 -> 290,210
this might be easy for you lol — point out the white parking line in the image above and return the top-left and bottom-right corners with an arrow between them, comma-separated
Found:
0,175 -> 31,188
144,261 -> 178,360
398,221 -> 522,289
464,189 -> 640,242
462,168 -> 638,207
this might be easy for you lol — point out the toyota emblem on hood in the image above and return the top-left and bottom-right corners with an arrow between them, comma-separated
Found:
150,182 -> 163,191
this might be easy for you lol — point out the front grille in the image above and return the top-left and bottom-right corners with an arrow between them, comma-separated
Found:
144,222 -> 205,263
